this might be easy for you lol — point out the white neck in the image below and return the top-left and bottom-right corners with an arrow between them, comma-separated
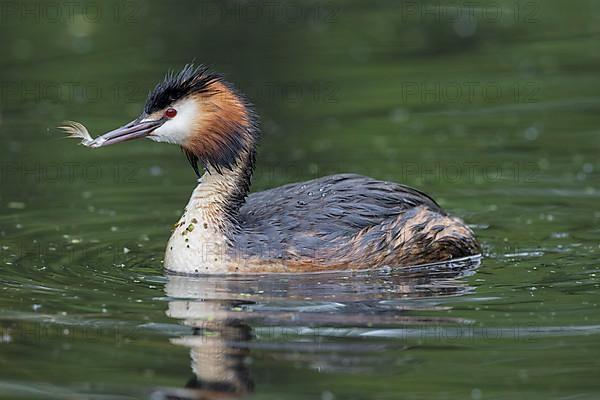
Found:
163,164 -> 249,274
190,167 -> 242,226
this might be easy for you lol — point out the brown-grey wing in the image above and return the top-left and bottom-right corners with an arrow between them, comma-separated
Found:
238,174 -> 444,245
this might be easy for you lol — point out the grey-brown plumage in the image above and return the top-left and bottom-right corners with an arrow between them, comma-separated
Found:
230,174 -> 480,271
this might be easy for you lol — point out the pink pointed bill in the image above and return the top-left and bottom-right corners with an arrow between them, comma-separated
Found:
90,118 -> 165,148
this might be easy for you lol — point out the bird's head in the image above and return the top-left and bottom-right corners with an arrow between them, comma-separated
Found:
91,64 -> 257,175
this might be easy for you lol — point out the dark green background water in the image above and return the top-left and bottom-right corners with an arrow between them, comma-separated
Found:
1,1 -> 599,399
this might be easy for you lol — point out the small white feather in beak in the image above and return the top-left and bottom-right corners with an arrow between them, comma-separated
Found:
58,121 -> 96,147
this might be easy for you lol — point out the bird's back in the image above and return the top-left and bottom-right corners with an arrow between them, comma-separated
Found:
233,174 -> 478,270
239,174 -> 440,236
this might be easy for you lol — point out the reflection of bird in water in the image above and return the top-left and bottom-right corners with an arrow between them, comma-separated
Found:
68,64 -> 480,274
151,258 -> 479,399
148,291 -> 254,399
159,290 -> 254,399
178,321 -> 253,397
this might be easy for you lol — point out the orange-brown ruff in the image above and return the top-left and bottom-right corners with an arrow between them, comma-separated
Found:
85,65 -> 481,274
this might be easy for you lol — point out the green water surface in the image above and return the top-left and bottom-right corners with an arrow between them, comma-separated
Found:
1,1 -> 599,399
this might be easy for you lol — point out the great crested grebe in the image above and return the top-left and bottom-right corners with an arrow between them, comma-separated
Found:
65,64 -> 480,274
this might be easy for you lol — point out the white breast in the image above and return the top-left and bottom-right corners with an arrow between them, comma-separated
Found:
163,180 -> 233,274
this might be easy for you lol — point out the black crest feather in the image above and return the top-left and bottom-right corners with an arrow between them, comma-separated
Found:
144,64 -> 224,114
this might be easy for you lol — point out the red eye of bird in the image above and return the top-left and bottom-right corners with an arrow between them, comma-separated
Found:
165,108 -> 177,118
